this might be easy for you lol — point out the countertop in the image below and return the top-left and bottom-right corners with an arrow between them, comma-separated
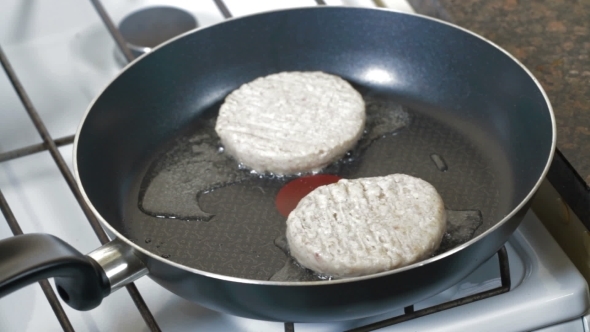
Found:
408,0 -> 590,224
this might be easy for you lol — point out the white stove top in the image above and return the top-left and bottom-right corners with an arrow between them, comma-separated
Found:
0,1 -> 588,331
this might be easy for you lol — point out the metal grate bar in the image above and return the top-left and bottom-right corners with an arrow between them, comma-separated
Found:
0,135 -> 74,163
85,1 -> 164,330
125,283 -> 162,332
89,0 -> 135,63
283,248 -> 510,332
0,190 -> 75,332
213,0 -> 233,18
0,45 -> 161,332
0,45 -> 110,244
0,188 -> 25,236
38,280 -> 75,332
344,246 -> 511,332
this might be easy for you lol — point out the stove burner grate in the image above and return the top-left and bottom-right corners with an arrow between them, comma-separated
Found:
0,1 -> 511,331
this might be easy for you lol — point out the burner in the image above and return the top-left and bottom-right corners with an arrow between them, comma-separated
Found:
115,6 -> 198,62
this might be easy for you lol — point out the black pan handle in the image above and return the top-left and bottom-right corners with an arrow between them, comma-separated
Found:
0,233 -> 109,310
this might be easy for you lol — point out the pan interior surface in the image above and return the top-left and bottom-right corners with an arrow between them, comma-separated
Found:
122,94 -> 503,280
76,8 -> 553,282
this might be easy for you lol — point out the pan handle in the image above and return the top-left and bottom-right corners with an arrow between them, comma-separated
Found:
0,233 -> 148,310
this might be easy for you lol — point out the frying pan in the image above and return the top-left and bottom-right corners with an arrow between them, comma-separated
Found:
0,7 -> 555,322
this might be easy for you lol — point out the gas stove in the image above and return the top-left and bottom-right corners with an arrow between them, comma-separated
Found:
0,1 -> 589,331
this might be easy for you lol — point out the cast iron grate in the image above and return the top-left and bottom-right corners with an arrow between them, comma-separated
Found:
0,1 -> 511,331
283,247 -> 511,332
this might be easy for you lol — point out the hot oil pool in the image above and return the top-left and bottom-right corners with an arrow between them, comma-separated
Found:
120,92 -> 501,281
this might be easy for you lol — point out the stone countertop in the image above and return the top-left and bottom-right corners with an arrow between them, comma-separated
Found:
408,0 -> 590,224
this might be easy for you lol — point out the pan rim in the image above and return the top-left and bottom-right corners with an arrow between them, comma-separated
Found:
73,6 -> 557,286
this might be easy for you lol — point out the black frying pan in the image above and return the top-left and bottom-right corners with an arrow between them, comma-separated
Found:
0,7 -> 555,322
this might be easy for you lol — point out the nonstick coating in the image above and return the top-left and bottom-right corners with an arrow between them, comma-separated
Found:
121,95 -> 504,280
75,7 -> 554,321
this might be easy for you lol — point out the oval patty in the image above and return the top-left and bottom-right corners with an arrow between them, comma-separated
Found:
215,71 -> 365,175
286,174 -> 447,278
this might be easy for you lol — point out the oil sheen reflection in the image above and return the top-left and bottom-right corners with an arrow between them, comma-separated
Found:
363,67 -> 395,85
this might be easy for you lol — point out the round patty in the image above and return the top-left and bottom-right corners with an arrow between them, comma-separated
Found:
215,71 -> 365,175
286,174 -> 447,278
